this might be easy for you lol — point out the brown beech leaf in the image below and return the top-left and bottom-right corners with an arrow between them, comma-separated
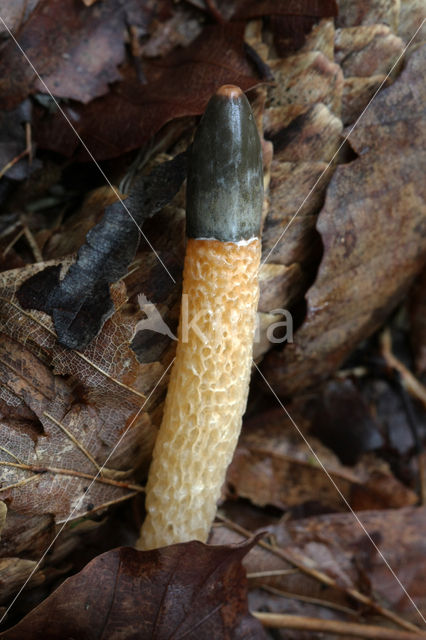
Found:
0,540 -> 266,640
240,17 -> 344,362
262,43 -> 426,395
260,24 -> 342,230
33,23 -> 265,160
0,0 -> 141,107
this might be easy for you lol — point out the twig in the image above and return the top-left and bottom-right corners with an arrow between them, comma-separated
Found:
2,227 -> 25,256
216,514 -> 422,634
0,460 -> 145,493
260,584 -> 358,616
57,490 -> 140,524
246,569 -> 297,579
25,122 -> 32,164
419,452 -> 426,506
381,329 -> 426,409
0,149 -> 29,180
0,445 -> 24,464
0,122 -> 32,180
396,373 -> 423,454
118,263 -> 142,282
0,474 -> 40,492
2,221 -> 43,262
23,224 -> 43,262
252,612 -> 426,639
204,0 -> 225,24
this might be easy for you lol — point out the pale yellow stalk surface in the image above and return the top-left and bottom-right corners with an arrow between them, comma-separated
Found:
138,237 -> 260,549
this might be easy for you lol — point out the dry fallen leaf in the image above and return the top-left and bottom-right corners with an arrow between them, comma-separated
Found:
235,1 -> 338,53
0,0 -> 142,107
262,43 -> 426,395
341,73 -> 389,124
252,16 -> 343,358
267,51 -> 343,115
0,259 -> 172,601
0,166 -> 188,600
336,0 -> 400,31
17,153 -> 187,350
33,22 -> 266,160
0,539 -> 265,640
0,272 -> 160,521
398,0 -> 426,45
336,0 -> 425,122
212,506 -> 426,623
335,24 -> 404,77
226,405 -> 416,512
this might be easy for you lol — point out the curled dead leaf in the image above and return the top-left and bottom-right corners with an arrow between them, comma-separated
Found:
262,44 -> 426,395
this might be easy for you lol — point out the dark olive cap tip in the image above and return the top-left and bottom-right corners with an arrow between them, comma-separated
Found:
186,85 -> 263,242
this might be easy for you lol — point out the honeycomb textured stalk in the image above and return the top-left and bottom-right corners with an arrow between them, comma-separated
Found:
138,237 -> 260,549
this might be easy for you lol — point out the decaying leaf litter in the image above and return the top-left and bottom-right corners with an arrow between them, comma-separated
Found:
0,0 -> 426,637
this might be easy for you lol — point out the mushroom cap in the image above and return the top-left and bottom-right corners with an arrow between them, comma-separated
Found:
186,85 -> 264,242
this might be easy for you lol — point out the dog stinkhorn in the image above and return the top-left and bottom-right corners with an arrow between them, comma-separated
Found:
137,85 -> 263,549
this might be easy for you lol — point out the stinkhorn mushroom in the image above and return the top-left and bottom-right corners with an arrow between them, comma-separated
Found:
137,85 -> 263,549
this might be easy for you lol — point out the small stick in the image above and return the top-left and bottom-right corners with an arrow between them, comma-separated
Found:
381,329 -> 426,409
0,461 -> 145,493
418,451 -> 426,506
0,475 -> 40,492
2,227 -> 25,257
246,569 -> 297,579
260,584 -> 358,616
25,121 -> 33,165
216,514 -> 422,634
0,445 -> 24,464
22,224 -> 43,263
0,122 -> 32,180
252,612 -> 426,639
